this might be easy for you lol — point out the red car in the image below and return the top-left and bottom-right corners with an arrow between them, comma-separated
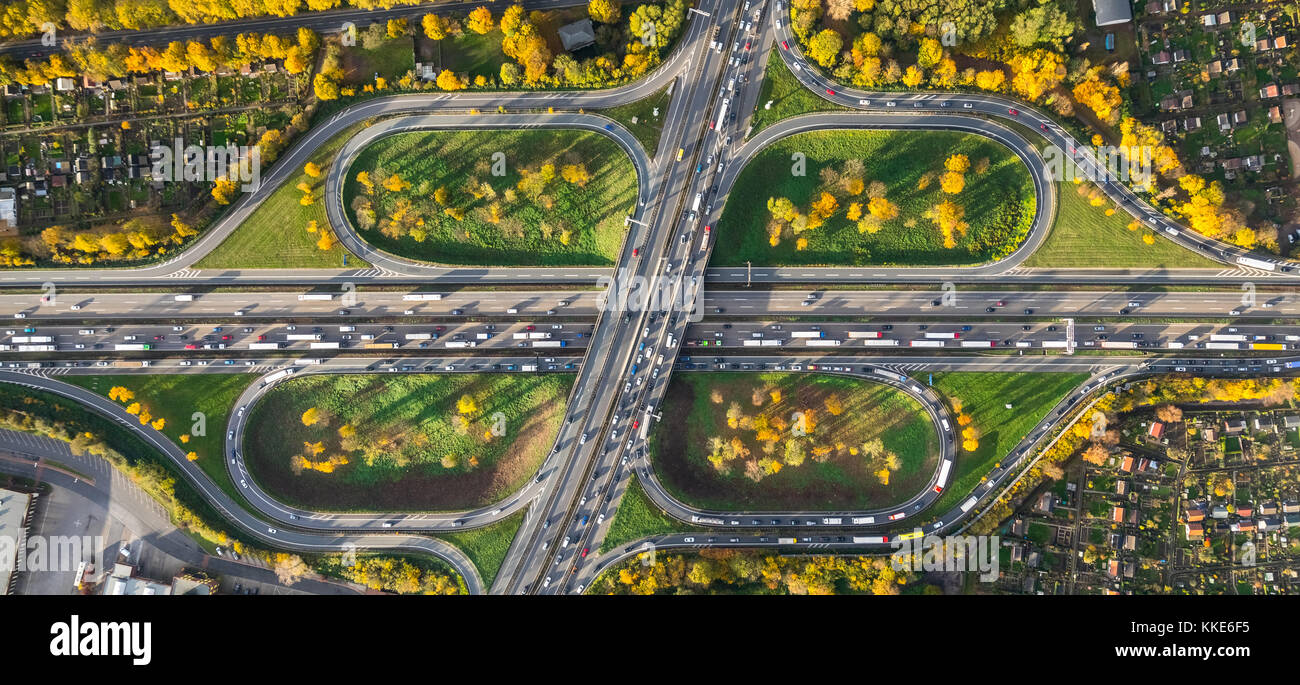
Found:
526,325 -> 535,331
632,247 -> 640,256
826,88 -> 836,95
632,419 -> 640,430
184,344 -> 198,350
704,225 -> 712,234
221,335 -> 232,341
581,548 -> 589,558
257,334 -> 266,341
781,40 -> 789,50
1008,108 -> 1019,115
744,41 -> 751,50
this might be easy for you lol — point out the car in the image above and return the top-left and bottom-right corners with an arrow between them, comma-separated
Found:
780,40 -> 789,50
1023,308 -> 1033,315
683,537 -> 695,543
632,247 -> 640,256
985,306 -> 995,312
580,432 -> 590,445
1009,108 -> 1019,115
886,101 -> 896,107
963,102 -> 973,109
581,548 -> 589,558
825,88 -> 835,95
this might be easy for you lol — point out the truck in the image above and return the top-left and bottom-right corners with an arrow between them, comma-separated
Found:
1252,342 -> 1285,351
692,192 -> 703,213
262,368 -> 297,385
639,417 -> 650,441
404,333 -> 433,340
742,339 -> 762,347
909,339 -> 945,348
1167,342 -> 1185,349
776,537 -> 798,545
850,516 -> 875,525
959,340 -> 996,348
292,358 -> 325,365
17,344 -> 56,352
1210,334 -> 1248,342
714,98 -> 730,130
338,326 -> 356,332
1205,342 -> 1242,350
401,293 -> 442,301
520,364 -> 539,372
851,536 -> 889,544
297,293 -> 334,301
475,333 -> 490,340
804,339 -> 841,347
512,332 -> 530,340
935,459 -> 953,492
790,331 -> 825,339
248,342 -> 283,350
528,332 -> 552,340
1100,341 -> 1137,349
1041,340 -> 1070,348
12,336 -> 53,343
364,342 -> 399,349
690,515 -> 725,526
862,339 -> 901,347
114,343 -> 151,351
286,334 -> 323,341
760,339 -> 783,346
309,341 -> 340,349
847,331 -> 882,339
821,517 -> 843,525
173,294 -> 194,302
960,496 -> 978,513
445,341 -> 478,348
925,331 -> 961,339
1236,256 -> 1276,271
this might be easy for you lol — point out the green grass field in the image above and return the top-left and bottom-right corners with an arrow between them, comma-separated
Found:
1025,175 -> 1222,268
650,372 -> 939,510
438,508 -> 525,589
196,121 -> 372,270
749,49 -> 849,136
599,84 -> 673,156
243,373 -> 572,511
928,372 -> 1089,514
63,374 -> 257,502
713,129 -> 1035,267
599,476 -> 690,553
341,129 -> 636,266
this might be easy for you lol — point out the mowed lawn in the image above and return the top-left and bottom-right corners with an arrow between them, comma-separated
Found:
928,372 -> 1089,514
243,373 -> 572,511
196,121 -> 372,270
600,84 -> 673,157
1025,173 -> 1221,269
438,508 -> 525,589
651,373 -> 939,511
600,475 -> 690,553
713,130 -> 1036,267
749,48 -> 849,136
341,129 -> 637,266
63,374 -> 257,502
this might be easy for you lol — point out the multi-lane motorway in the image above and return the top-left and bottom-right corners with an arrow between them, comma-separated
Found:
2,0 -> 1297,595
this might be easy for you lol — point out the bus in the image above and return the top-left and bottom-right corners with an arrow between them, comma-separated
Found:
1236,256 -> 1276,271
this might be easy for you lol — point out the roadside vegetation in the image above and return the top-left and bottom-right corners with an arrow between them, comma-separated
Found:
749,48 -> 849,136
342,129 -> 636,266
651,372 -> 938,511
714,130 -> 1035,266
63,374 -> 256,502
928,372 -> 1089,514
243,373 -> 572,511
599,84 -> 673,156
314,552 -> 465,595
439,508 -> 526,589
599,475 -> 686,552
589,548 -> 933,594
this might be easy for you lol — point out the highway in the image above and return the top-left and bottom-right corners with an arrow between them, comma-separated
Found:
2,0 -> 1297,597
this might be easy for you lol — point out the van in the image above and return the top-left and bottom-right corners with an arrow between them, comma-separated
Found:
1127,301 -> 1141,308
507,307 -> 519,314
339,326 -> 356,332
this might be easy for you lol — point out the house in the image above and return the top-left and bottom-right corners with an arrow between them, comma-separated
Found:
1224,419 -> 1246,434
1207,60 -> 1222,77
1123,561 -> 1136,579
1283,84 -> 1300,96
54,77 -> 74,92
1211,505 -> 1230,519
1231,519 -> 1255,533
1160,95 -> 1180,112
0,187 -> 16,229
1285,513 -> 1300,527
1259,502 -> 1279,516
557,18 -> 596,51
1148,422 -> 1165,439
1093,0 -> 1134,26
1161,119 -> 1178,135
1269,106 -> 1282,124
1217,113 -> 1231,131
1233,110 -> 1248,126
1281,500 -> 1300,514
1152,51 -> 1171,65
1187,506 -> 1206,522
1036,492 -> 1054,513
1107,558 -> 1120,578
1254,417 -> 1275,432
1116,480 -> 1129,496
1184,116 -> 1201,131
1283,415 -> 1300,430
1257,517 -> 1283,532
1172,49 -> 1189,63
1200,13 -> 1216,27
1185,522 -> 1205,538
1112,506 -> 1126,523
1119,456 -> 1135,473
1237,504 -> 1254,518
1224,58 -> 1240,74
106,79 -> 127,91
50,175 -> 65,188
1243,154 -> 1264,172
1123,535 -> 1137,551
1260,83 -> 1280,98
